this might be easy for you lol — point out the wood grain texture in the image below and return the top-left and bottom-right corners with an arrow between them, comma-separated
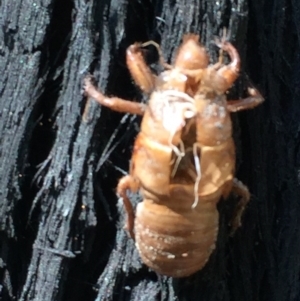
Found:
0,0 -> 298,300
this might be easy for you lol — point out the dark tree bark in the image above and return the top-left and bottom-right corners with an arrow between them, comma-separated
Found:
0,0 -> 299,300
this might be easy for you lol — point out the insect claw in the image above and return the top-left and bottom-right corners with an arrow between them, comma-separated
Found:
140,40 -> 172,70
213,36 -> 221,47
82,75 -> 95,96
214,28 -> 230,47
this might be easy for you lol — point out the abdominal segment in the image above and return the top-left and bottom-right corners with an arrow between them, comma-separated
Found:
134,200 -> 218,277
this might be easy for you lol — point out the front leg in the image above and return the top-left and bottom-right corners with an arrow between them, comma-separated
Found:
117,175 -> 140,239
214,40 -> 241,91
126,43 -> 156,94
83,76 -> 146,115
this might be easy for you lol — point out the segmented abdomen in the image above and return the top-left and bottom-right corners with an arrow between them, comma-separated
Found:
135,186 -> 219,278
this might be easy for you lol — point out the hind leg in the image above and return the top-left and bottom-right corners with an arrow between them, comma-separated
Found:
117,175 -> 140,239
230,178 -> 251,235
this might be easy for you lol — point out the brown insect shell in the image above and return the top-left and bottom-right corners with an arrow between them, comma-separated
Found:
127,36 -> 237,277
130,70 -> 195,197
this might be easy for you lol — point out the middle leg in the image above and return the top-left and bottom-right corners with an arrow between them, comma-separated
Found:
83,76 -> 146,115
227,87 -> 264,112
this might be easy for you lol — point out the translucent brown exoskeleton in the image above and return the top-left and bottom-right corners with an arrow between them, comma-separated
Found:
83,34 -> 264,277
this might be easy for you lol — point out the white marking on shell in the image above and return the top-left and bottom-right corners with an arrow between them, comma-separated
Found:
219,106 -> 226,118
210,244 -> 216,251
167,254 -> 176,259
135,242 -> 141,252
215,121 -> 223,129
